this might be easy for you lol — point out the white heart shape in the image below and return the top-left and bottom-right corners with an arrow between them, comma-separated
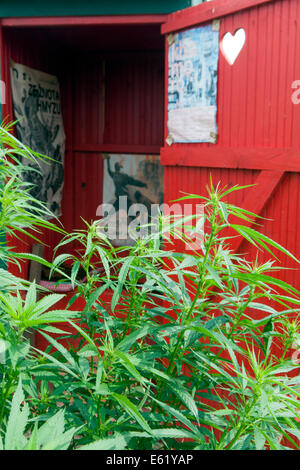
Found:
221,28 -> 246,65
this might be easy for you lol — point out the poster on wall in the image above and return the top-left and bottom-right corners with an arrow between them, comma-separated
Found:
102,154 -> 164,245
168,24 -> 219,143
10,61 -> 65,218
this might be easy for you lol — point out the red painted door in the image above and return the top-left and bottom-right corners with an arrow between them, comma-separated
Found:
160,0 -> 300,289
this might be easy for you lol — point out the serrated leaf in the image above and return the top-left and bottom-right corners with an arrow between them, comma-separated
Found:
79,357 -> 90,381
77,344 -> 99,357
111,393 -> 152,435
79,434 -> 127,450
24,281 -> 37,311
114,350 -> 147,385
111,257 -> 133,312
5,378 -> 29,450
152,398 -> 200,436
168,381 -> 199,424
116,324 -> 155,352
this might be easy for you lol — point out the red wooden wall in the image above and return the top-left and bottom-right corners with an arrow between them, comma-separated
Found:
162,0 -> 300,290
1,25 -> 164,274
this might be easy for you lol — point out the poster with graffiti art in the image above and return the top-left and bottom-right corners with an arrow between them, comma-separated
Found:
168,24 -> 219,143
102,154 -> 164,245
10,61 -> 65,218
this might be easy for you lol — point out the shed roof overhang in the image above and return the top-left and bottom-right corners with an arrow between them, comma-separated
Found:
0,0 -> 193,18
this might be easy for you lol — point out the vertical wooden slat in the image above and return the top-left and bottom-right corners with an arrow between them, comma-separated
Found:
163,0 -> 300,289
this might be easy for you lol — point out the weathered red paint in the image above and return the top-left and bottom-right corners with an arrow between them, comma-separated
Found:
161,0 -> 275,34
161,147 -> 300,171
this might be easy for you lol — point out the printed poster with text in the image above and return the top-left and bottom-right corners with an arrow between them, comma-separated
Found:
168,24 -> 219,143
10,61 -> 65,217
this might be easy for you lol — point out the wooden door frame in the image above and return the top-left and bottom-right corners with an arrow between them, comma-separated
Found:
0,15 -> 167,27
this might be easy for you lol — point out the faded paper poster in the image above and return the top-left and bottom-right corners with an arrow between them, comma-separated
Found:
10,61 -> 65,217
102,154 -> 164,245
168,24 -> 219,143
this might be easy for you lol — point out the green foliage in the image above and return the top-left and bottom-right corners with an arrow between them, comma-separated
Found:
0,379 -> 79,450
0,124 -> 299,450
0,124 -> 65,268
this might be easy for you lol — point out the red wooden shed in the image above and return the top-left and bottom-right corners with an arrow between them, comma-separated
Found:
1,0 -> 300,291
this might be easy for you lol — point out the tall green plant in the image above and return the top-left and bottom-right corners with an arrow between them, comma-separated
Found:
0,123 -> 80,446
0,123 -> 66,267
0,122 -> 299,450
48,182 -> 300,450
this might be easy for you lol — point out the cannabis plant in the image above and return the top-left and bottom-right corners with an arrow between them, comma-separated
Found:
48,181 -> 300,450
0,123 -> 80,445
0,122 -> 299,450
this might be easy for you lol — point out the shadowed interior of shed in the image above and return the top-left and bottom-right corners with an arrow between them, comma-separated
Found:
2,24 -> 165,276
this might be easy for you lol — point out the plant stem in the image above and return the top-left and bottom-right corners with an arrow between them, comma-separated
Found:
0,366 -> 14,425
167,203 -> 218,377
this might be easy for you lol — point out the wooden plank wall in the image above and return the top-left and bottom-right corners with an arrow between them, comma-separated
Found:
162,0 -> 300,290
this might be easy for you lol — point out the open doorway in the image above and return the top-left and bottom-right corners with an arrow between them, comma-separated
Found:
2,21 -> 165,273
